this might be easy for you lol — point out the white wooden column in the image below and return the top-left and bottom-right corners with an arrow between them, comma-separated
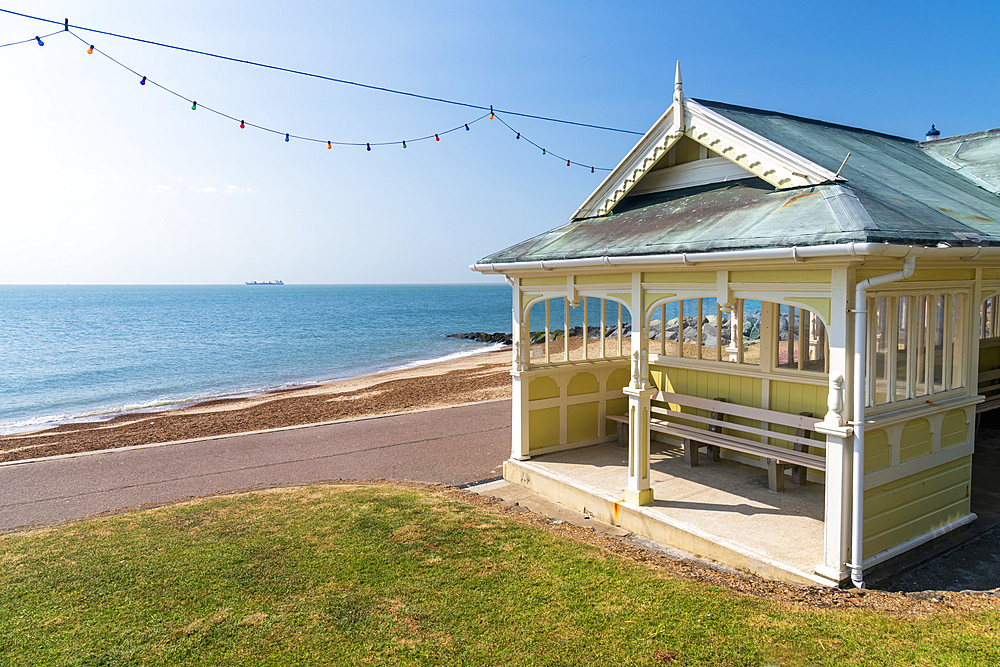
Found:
623,271 -> 655,505
623,384 -> 655,505
816,268 -> 853,582
510,278 -> 530,460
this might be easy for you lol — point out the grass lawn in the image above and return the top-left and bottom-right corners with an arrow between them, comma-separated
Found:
1,484 -> 997,666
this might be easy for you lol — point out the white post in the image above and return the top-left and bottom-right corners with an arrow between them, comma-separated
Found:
623,383 -> 656,505
623,271 -> 655,505
510,278 -> 530,461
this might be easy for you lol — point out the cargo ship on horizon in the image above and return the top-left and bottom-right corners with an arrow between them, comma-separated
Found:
245,280 -> 284,286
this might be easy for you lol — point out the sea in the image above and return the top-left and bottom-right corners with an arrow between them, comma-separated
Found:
0,284 -> 524,436
0,284 -> 747,436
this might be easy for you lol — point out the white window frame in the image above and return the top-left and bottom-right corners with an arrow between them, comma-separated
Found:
866,287 -> 970,412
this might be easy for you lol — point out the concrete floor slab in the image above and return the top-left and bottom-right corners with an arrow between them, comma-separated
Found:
505,442 -> 833,587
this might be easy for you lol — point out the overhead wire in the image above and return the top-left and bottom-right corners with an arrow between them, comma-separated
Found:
2,21 -> 616,171
0,8 -> 642,136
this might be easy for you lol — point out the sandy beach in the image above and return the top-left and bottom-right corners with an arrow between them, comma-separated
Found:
0,348 -> 512,464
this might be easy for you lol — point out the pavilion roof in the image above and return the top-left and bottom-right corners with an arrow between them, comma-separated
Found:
477,99 -> 1000,266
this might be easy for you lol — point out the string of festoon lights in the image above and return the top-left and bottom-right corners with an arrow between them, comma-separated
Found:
1,12 -> 641,172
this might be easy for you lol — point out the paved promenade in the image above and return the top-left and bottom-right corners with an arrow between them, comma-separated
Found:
0,400 -> 511,533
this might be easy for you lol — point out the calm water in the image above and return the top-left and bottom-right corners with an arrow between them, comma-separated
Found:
0,284 -> 515,435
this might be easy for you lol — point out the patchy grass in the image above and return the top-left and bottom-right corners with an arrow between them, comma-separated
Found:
1,484 -> 997,666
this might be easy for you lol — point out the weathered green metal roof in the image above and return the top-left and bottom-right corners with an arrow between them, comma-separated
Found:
921,128 -> 1000,192
477,101 -> 1000,266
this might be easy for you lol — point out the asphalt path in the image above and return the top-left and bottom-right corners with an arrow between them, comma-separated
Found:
0,400 -> 512,533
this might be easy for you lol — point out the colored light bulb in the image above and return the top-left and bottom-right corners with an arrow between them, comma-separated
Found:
435,134 -> 439,141
465,124 -> 469,131
140,76 -> 146,85
402,140 -> 407,148
192,101 -> 197,110
516,133 -> 520,140
490,105 -> 494,119
591,166 -> 595,173
542,149 -> 546,155
285,133 -> 290,142
35,36 -> 43,46
367,143 -> 371,151
328,141 -> 332,149
87,45 -> 94,54
239,120 -> 245,129
567,160 -> 571,167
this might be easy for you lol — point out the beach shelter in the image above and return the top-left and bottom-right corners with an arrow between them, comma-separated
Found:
472,65 -> 1000,587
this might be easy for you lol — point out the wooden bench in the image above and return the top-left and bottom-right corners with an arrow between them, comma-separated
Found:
977,368 -> 1000,415
974,368 -> 1000,432
608,391 -> 824,493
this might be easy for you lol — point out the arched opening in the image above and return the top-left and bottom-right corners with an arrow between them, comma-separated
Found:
523,296 -> 632,366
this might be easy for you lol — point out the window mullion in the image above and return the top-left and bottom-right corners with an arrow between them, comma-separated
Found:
737,299 -> 744,364
677,301 -> 683,358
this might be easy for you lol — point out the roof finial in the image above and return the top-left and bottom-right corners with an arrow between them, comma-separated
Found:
925,124 -> 940,141
672,61 -> 686,136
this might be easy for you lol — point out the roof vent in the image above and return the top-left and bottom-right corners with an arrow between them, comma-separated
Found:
925,124 -> 941,141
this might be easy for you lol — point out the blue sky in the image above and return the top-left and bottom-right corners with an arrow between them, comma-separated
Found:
1,1 -> 996,284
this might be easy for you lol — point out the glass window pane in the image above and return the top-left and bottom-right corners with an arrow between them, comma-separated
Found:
681,298 -> 699,358
700,298 -> 719,360
896,296 -> 910,401
952,293 -> 966,389
874,297 -> 890,405
776,305 -> 793,369
741,299 -> 761,366
802,310 -> 827,372
915,296 -> 929,397
934,295 -> 945,392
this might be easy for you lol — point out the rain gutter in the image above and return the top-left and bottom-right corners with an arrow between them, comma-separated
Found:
849,253 -> 917,588
471,242 -> 1000,274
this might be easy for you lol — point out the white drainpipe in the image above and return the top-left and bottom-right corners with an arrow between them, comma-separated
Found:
850,256 -> 916,588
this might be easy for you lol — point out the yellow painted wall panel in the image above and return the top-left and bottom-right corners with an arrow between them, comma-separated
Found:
730,269 -> 831,284
606,397 -> 628,418
643,271 -> 716,284
783,297 -> 831,324
521,293 -> 543,310
607,368 -> 630,393
865,429 -> 891,473
567,402 -> 599,443
769,381 -> 825,417
983,268 -> 1000,280
575,273 -> 630,285
865,482 -> 969,537
899,419 -> 932,463
528,377 -> 560,401
863,456 -> 973,556
605,397 -> 628,438
865,461 -> 972,515
644,293 -> 677,312
940,410 -> 969,449
856,268 -> 974,282
608,293 -> 632,310
865,495 -> 970,557
568,372 -> 599,396
521,276 -> 566,287
528,407 -> 560,451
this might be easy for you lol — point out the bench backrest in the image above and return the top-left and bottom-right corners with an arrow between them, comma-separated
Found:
652,391 -> 823,449
978,367 -> 1000,391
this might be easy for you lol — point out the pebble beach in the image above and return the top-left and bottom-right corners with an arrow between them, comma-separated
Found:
0,349 -> 512,464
